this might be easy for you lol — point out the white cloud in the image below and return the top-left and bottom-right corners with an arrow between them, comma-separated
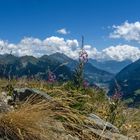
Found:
110,21 -> 140,43
0,36 -> 140,62
101,45 -> 140,61
43,36 -> 79,58
57,28 -> 70,35
0,36 -> 79,58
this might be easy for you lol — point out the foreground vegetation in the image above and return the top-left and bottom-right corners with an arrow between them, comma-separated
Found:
0,79 -> 139,140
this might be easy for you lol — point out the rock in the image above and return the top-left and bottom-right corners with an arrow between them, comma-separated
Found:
0,92 -> 12,113
13,88 -> 52,101
0,100 -> 11,113
87,114 -> 134,139
86,126 -> 134,140
88,113 -> 119,133
0,92 -> 8,103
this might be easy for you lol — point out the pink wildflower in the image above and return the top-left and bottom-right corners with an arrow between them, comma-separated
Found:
48,71 -> 56,83
83,80 -> 89,88
79,49 -> 88,63
112,89 -> 122,100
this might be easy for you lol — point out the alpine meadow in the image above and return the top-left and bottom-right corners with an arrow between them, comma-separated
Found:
0,0 -> 140,140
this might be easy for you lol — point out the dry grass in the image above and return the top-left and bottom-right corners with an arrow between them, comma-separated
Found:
0,95 -> 74,140
23,80 -> 140,139
121,108 -> 140,140
0,94 -> 106,140
0,79 -> 139,139
0,99 -> 51,139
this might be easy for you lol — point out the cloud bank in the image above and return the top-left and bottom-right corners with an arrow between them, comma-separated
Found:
0,36 -> 140,62
110,21 -> 140,43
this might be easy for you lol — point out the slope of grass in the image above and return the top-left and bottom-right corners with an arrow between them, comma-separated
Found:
0,79 -> 140,139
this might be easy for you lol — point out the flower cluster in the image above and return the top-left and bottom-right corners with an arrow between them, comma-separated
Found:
83,80 -> 89,88
48,71 -> 56,83
79,49 -> 88,64
112,89 -> 122,100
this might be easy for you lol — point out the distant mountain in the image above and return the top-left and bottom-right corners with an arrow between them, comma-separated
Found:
0,53 -> 113,84
0,54 -> 19,64
48,52 -> 77,70
47,53 -> 114,83
0,53 -> 114,83
109,59 -> 140,107
0,54 -> 72,81
89,59 -> 132,74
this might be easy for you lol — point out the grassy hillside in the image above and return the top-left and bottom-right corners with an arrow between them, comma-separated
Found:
0,79 -> 139,140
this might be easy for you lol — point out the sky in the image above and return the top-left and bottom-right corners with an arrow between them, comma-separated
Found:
0,0 -> 140,61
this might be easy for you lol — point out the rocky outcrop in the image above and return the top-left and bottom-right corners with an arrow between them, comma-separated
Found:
87,113 -> 133,140
13,88 -> 52,101
0,92 -> 12,113
88,113 -> 119,133
87,126 -> 133,140
0,101 -> 10,113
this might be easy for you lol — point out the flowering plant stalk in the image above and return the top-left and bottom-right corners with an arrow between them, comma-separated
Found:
107,80 -> 122,124
48,69 -> 56,83
73,36 -> 88,90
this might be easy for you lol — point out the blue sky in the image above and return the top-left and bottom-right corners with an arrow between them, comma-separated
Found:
0,0 -> 139,47
0,0 -> 140,61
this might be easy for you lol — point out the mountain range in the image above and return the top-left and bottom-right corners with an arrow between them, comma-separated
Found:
0,53 -> 114,84
89,59 -> 132,74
